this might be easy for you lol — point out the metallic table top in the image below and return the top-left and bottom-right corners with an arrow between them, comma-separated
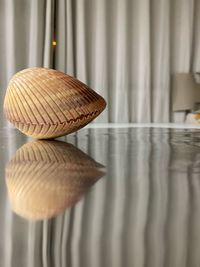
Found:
0,126 -> 200,267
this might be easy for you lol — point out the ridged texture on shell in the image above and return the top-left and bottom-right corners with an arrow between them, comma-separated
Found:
4,68 -> 106,139
6,140 -> 105,220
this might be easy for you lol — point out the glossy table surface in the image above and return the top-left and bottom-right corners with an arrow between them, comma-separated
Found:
1,126 -> 200,267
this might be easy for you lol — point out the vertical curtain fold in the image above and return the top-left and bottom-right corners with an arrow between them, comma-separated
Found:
55,0 -> 200,123
151,0 -> 170,122
1,0 -> 200,122
0,0 -> 54,127
192,0 -> 200,72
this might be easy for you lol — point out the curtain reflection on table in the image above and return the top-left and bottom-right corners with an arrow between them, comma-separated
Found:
1,127 -> 200,267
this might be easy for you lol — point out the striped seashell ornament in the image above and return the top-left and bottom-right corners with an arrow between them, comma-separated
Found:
6,140 -> 105,220
3,68 -> 106,139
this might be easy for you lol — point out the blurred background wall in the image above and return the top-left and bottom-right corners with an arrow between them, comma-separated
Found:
0,0 -> 200,125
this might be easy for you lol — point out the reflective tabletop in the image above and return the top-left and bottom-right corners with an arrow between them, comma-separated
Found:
1,127 -> 200,267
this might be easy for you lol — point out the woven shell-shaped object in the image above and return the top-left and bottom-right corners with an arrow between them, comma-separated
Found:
6,140 -> 105,220
3,68 -> 106,139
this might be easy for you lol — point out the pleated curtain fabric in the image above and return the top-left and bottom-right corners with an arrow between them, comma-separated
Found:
0,0 -> 55,127
1,0 -> 200,124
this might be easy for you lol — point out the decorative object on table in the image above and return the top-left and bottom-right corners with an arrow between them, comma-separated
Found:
3,68 -> 106,139
6,140 -> 105,220
185,112 -> 200,124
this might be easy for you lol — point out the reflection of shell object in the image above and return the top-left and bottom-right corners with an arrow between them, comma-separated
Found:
3,68 -> 106,139
6,141 -> 105,220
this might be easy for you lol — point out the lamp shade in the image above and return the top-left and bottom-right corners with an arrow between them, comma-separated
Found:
172,73 -> 200,111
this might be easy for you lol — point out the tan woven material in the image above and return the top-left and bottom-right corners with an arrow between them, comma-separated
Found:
4,68 -> 106,139
6,140 -> 105,220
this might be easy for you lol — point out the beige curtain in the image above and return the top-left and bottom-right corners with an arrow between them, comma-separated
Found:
1,0 -> 200,125
55,0 -> 200,123
0,0 -> 55,126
